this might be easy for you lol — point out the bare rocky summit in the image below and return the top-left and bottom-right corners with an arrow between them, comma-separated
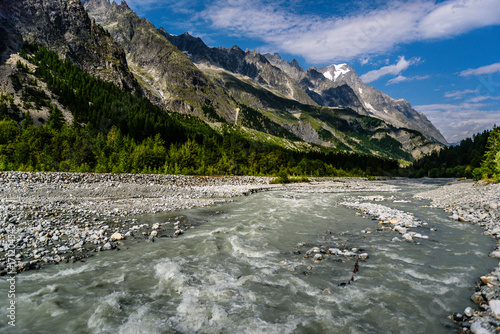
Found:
0,0 -> 140,93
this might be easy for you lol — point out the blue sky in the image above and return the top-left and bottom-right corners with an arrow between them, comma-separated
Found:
121,0 -> 500,143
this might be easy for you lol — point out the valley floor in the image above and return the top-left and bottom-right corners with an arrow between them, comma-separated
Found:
0,172 -> 393,274
0,172 -> 499,332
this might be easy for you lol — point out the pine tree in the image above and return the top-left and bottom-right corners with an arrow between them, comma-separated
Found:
21,111 -> 34,129
48,105 -> 65,130
480,126 -> 500,180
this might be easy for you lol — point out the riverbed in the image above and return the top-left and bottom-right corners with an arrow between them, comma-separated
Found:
1,178 -> 497,333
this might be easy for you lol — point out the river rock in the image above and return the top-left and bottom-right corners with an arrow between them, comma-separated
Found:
312,253 -> 324,261
471,292 -> 486,304
358,253 -> 369,260
490,228 -> 500,235
481,276 -> 496,285
110,232 -> 124,241
73,241 -> 84,249
58,245 -> 70,253
470,321 -> 493,334
489,300 -> 500,319
103,242 -> 112,250
394,226 -> 407,234
402,233 -> 414,241
489,251 -> 500,259
464,307 -> 474,317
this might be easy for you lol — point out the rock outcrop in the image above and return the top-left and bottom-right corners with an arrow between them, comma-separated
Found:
83,0 -> 236,120
0,0 -> 140,93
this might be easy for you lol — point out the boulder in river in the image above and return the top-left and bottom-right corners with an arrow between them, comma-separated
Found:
110,232 -> 124,241
489,299 -> 500,319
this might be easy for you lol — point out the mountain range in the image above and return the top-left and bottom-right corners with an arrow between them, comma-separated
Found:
0,0 -> 448,162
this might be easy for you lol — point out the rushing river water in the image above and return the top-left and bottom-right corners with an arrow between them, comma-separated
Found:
1,179 -> 496,333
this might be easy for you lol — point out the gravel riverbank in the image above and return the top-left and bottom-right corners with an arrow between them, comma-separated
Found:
0,172 -> 392,275
2,172 -> 499,333
416,180 -> 500,334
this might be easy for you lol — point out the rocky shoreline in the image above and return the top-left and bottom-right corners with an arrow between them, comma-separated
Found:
2,172 -> 499,332
416,181 -> 500,334
0,171 -> 393,275
0,171 -> 275,274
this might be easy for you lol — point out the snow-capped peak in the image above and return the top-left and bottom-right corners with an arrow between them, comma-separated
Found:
322,63 -> 350,82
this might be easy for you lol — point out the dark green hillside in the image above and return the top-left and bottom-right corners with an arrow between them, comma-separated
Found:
410,129 -> 492,178
212,70 -> 417,161
0,45 -> 399,176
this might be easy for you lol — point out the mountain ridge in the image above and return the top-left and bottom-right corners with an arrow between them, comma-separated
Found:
265,54 -> 448,146
164,31 -> 447,146
0,0 -> 446,162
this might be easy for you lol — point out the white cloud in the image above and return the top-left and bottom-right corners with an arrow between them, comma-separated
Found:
201,0 -> 500,64
418,0 -> 500,39
459,62 -> 500,77
359,56 -> 419,83
415,103 -> 499,142
444,89 -> 476,99
387,74 -> 430,85
466,95 -> 500,103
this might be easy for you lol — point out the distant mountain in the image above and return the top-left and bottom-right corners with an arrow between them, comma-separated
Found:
265,55 -> 448,146
318,63 -> 448,145
166,32 -> 447,146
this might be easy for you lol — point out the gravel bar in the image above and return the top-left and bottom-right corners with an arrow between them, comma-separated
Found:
0,172 -> 391,275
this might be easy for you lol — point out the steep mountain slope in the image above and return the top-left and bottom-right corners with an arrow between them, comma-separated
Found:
162,31 -> 317,106
0,0 -> 140,93
167,32 -> 446,146
265,55 -> 448,145
200,67 -> 442,160
83,0 -> 236,121
318,63 -> 448,145
162,31 -> 445,157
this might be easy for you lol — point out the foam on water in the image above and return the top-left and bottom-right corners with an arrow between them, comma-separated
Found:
3,181 -> 497,334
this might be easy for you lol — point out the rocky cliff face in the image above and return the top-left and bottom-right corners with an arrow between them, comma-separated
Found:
266,55 -> 448,146
318,64 -> 448,145
164,32 -> 317,106
83,0 -> 236,120
0,0 -> 140,93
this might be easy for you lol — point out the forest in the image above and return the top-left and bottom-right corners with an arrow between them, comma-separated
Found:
0,44 -> 400,177
409,127 -> 500,182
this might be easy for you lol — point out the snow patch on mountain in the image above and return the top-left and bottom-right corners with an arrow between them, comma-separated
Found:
322,64 -> 350,82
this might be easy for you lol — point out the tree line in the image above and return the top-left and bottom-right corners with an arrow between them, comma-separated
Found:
409,127 -> 500,181
0,44 -> 400,177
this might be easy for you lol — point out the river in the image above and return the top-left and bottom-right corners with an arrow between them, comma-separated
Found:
1,179 -> 496,333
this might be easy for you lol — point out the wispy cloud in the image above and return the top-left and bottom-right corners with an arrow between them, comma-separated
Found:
387,74 -> 430,85
459,62 -> 500,77
418,0 -> 500,39
466,95 -> 500,103
359,56 -> 419,83
444,89 -> 476,99
415,102 -> 499,142
201,0 -> 500,64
